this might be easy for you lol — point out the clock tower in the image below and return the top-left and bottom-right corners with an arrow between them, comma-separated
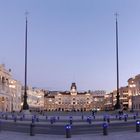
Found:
70,83 -> 77,95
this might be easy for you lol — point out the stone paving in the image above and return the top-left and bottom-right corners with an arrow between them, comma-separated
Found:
0,111 -> 139,139
0,130 -> 140,140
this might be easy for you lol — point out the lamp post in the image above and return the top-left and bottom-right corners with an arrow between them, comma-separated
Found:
129,83 -> 136,112
22,12 -> 29,111
114,13 -> 121,110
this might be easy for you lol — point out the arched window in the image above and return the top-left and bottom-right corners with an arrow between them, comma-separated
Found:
2,77 -> 5,83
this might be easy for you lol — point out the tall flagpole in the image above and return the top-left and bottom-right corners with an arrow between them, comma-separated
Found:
23,12 -> 29,110
114,13 -> 121,110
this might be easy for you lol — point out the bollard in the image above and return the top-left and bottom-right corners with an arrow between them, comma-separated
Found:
57,116 -> 60,120
30,123 -> 35,136
14,116 -> 17,122
53,117 -> 56,122
81,115 -> 84,120
46,115 -> 48,120
115,114 -> 118,119
5,115 -> 7,120
103,122 -> 108,135
136,120 -> 140,132
133,115 -> 136,120
50,118 -> 53,124
87,117 -> 92,124
32,117 -> 35,123
65,124 -> 71,138
36,117 -> 39,122
124,115 -> 127,122
119,116 -> 122,120
107,118 -> 110,123
69,116 -> 73,120
107,116 -> 110,123
136,112 -> 139,117
124,117 -> 127,122
103,117 -> 106,122
86,117 -> 89,122
0,120 -> 2,131
69,116 -> 73,125
12,114 -> 14,118
89,118 -> 91,124
20,116 -> 23,121
92,111 -> 95,116
69,119 -> 73,125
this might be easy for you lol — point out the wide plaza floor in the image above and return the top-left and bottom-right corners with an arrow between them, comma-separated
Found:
0,130 -> 140,140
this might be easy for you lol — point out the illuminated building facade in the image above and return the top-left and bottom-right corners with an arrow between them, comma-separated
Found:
91,90 -> 105,110
104,86 -> 128,110
45,83 -> 105,111
128,74 -> 140,111
21,87 -> 45,111
0,64 -> 22,112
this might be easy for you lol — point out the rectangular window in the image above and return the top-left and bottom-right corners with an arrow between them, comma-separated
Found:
133,104 -> 135,109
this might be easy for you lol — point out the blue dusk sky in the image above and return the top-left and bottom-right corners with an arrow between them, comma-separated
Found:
0,0 -> 140,92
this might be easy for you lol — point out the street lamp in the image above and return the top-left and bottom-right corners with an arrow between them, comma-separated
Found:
22,12 -> 29,111
114,13 -> 121,110
129,83 -> 136,112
